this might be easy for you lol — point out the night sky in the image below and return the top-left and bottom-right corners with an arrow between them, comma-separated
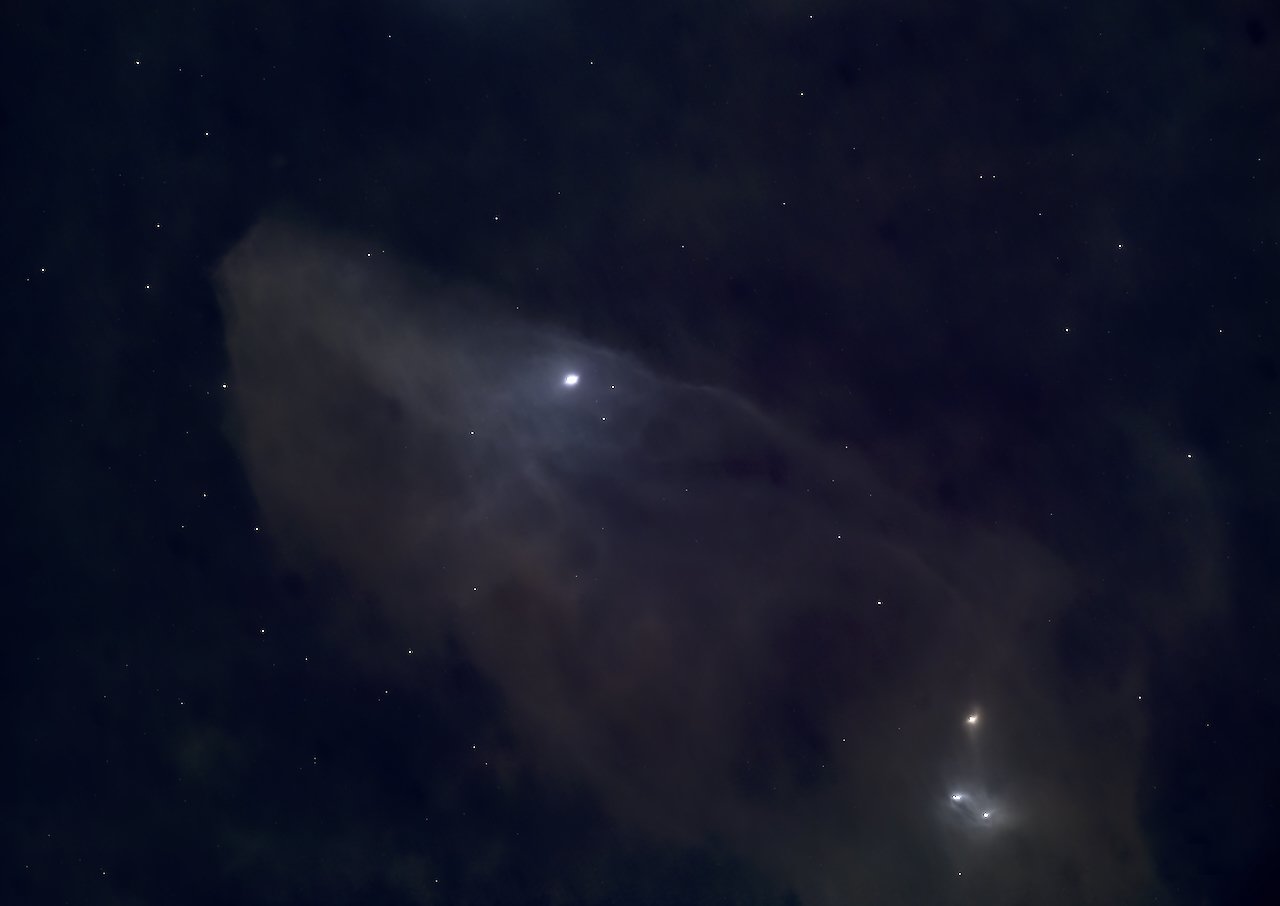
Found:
7,2 -> 1280,904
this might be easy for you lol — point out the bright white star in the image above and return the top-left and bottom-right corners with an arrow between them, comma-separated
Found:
563,373 -> 579,386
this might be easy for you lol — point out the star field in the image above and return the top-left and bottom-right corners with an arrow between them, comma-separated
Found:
5,1 -> 1280,904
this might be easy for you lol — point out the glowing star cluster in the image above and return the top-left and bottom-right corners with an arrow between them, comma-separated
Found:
945,707 -> 1002,834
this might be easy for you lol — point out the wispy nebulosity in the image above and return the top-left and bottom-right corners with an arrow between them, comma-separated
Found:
219,220 -> 1224,905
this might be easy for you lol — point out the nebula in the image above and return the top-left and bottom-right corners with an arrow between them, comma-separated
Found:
217,219 -> 1217,904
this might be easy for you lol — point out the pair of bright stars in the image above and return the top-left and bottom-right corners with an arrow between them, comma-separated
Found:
949,791 -> 992,821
